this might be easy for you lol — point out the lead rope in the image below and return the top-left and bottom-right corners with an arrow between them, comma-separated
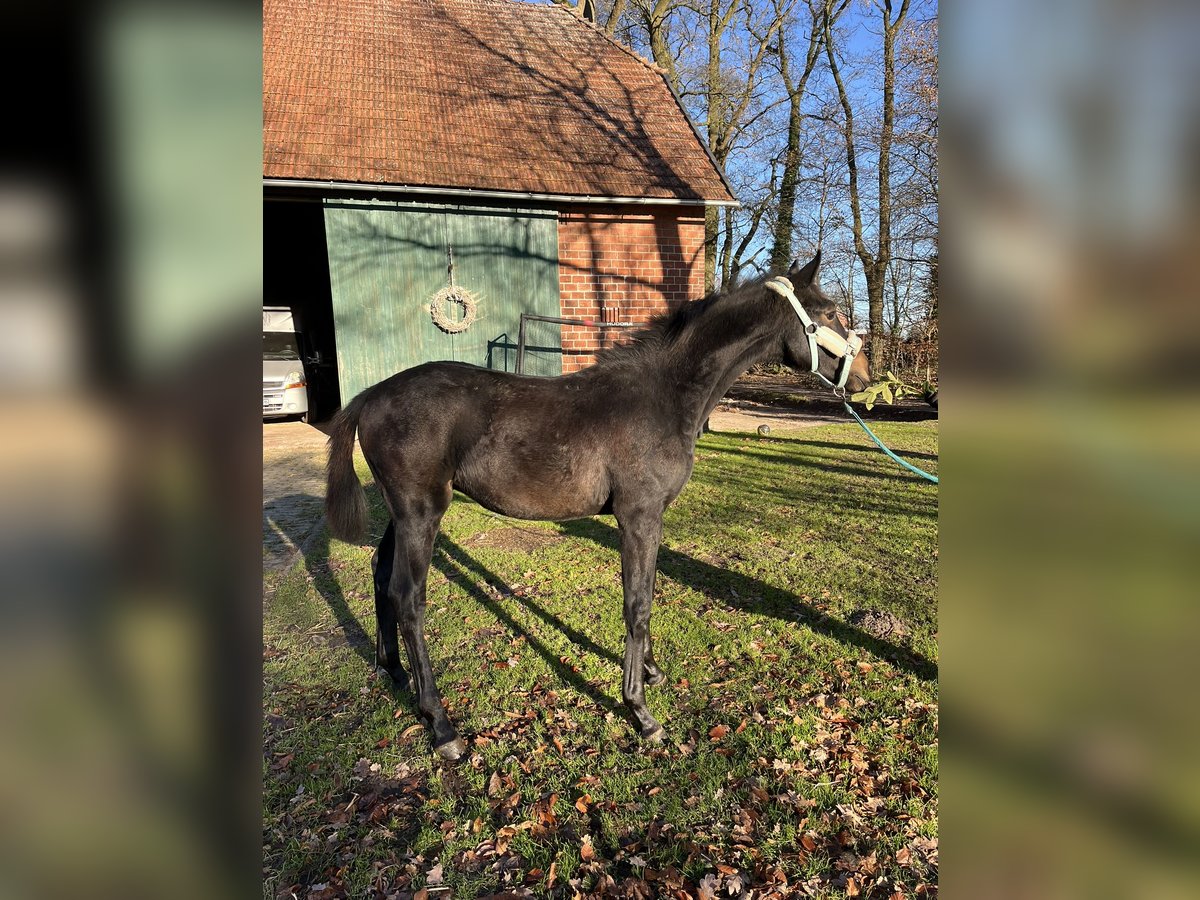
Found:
765,276 -> 939,485
841,400 -> 939,484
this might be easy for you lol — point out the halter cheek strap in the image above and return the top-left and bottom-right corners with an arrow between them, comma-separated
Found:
764,276 -> 864,392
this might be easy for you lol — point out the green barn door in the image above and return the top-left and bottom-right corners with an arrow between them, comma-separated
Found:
323,199 -> 561,402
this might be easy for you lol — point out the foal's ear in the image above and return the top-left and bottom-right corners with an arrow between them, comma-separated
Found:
788,249 -> 822,287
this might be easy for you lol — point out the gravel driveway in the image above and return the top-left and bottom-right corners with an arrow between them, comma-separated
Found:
263,421 -> 329,571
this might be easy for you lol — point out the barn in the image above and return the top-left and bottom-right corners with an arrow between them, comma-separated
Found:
264,0 -> 736,418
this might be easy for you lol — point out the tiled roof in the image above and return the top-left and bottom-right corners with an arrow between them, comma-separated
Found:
263,0 -> 734,202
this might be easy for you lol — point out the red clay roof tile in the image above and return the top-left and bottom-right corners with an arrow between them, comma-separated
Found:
264,0 -> 733,202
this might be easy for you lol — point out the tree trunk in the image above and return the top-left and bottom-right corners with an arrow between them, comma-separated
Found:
770,8 -> 825,273
704,0 -> 723,291
770,97 -> 803,273
824,0 -> 909,368
866,261 -> 885,367
646,0 -> 680,90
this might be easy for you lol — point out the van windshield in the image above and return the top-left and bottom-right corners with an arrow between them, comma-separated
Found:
263,332 -> 301,360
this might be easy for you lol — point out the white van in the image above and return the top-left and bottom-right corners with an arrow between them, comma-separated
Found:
263,307 -> 310,422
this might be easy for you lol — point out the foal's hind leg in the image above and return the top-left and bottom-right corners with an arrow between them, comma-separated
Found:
372,521 -> 408,687
389,490 -> 466,760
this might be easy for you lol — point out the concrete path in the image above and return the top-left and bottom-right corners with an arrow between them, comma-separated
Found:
263,421 -> 330,572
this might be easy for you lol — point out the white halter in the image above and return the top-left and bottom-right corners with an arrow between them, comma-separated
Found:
764,276 -> 864,393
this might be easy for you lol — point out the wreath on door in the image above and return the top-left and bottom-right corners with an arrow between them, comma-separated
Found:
428,244 -> 480,334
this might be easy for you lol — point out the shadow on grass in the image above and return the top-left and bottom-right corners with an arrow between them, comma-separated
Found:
432,537 -> 623,715
268,494 -> 623,721
265,493 -> 423,719
758,435 -> 941,463
556,517 -> 937,683
284,506 -> 934,731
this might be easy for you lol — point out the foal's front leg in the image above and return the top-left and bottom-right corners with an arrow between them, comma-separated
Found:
643,634 -> 665,686
617,509 -> 666,741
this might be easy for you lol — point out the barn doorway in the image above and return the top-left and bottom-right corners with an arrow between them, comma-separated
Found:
320,199 -> 562,402
264,199 -> 341,422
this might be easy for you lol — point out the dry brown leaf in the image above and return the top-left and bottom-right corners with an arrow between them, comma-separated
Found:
709,724 -> 729,741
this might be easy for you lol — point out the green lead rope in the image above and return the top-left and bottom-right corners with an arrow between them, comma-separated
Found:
842,401 -> 939,484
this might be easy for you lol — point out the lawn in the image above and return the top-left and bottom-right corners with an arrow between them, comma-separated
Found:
263,422 -> 938,899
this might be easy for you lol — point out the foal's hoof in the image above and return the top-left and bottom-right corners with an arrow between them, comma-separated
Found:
383,668 -> 410,689
641,725 -> 666,745
434,736 -> 468,761
645,669 -> 667,687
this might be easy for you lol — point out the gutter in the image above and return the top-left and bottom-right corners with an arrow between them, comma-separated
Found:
262,178 -> 740,208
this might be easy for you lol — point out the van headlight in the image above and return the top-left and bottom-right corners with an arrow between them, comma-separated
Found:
284,371 -> 305,390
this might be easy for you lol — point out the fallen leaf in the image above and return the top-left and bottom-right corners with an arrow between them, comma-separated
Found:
801,833 -> 818,852
270,753 -> 293,771
846,876 -> 860,897
710,724 -> 730,741
580,837 -> 595,861
426,863 -> 444,885
575,793 -> 591,814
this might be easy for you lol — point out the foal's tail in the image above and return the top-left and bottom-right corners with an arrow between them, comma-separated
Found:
325,390 -> 371,543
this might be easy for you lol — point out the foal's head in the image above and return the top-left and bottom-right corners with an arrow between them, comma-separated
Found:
774,251 -> 871,393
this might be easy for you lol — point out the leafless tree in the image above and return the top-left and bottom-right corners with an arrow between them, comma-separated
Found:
822,0 -> 911,365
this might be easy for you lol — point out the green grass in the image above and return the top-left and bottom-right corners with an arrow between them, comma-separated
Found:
263,422 -> 938,899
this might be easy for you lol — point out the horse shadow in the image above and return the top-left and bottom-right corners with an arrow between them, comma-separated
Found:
764,435 -> 941,462
273,490 -> 934,732
555,517 -> 937,682
263,494 -> 419,718
430,539 -> 623,715
265,492 -> 622,720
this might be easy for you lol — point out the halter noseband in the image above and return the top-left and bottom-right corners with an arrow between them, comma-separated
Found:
764,276 -> 864,393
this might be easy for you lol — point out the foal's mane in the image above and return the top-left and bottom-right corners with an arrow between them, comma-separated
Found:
589,274 -> 780,370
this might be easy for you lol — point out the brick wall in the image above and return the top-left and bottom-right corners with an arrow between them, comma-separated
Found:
557,205 -> 707,373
